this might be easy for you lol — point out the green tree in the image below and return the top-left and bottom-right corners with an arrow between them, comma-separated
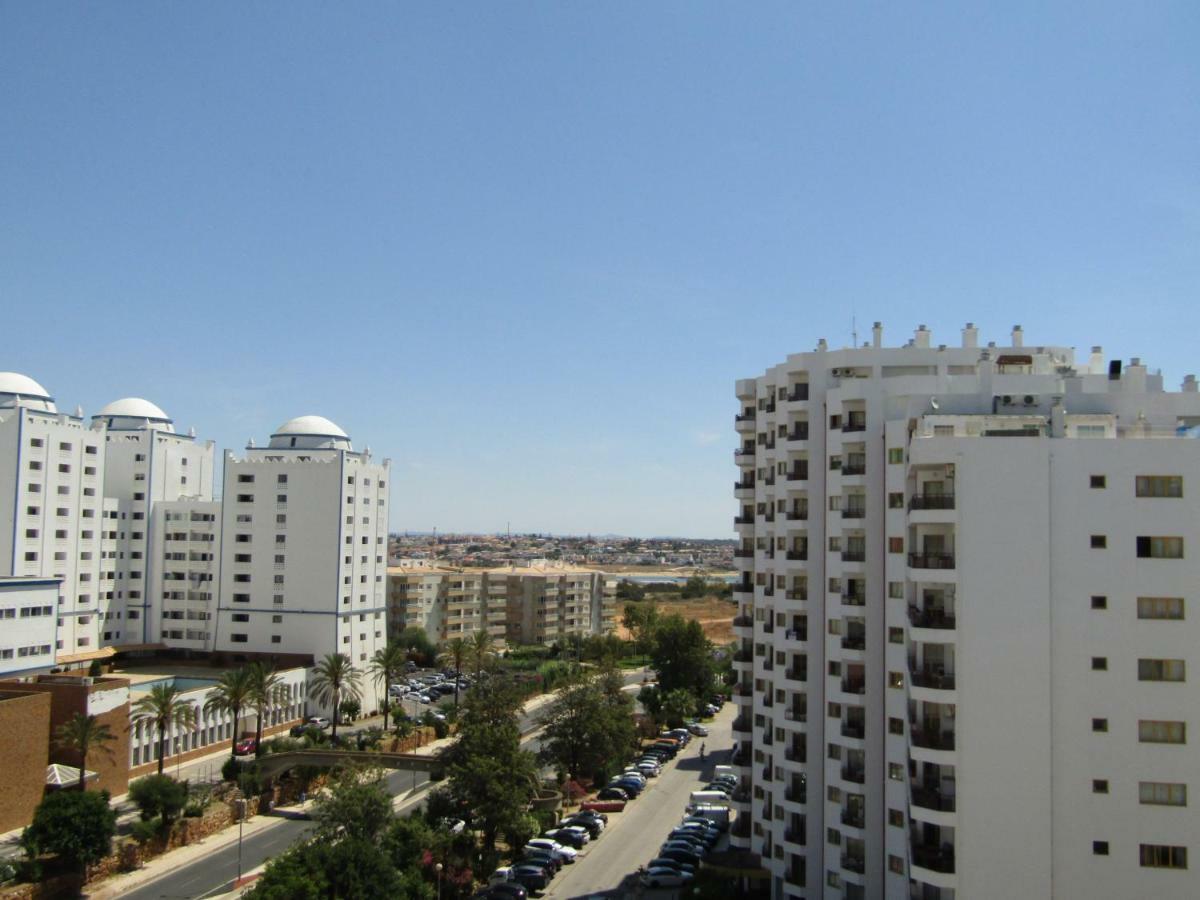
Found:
247,838 -> 400,900
203,667 -> 255,759
622,601 -> 660,657
313,768 -> 395,843
132,683 -> 198,775
53,713 -> 115,792
661,687 -> 696,728
368,643 -> 407,731
650,613 -> 715,701
467,629 -> 496,679
128,774 -> 189,833
21,790 -> 116,873
637,684 -> 663,724
441,680 -> 537,852
437,637 -> 468,710
310,653 -> 362,743
537,672 -> 637,783
247,662 -> 285,750
396,626 -> 437,665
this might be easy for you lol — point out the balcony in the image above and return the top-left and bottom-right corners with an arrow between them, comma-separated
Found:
911,843 -> 955,874
761,766 -> 773,781
911,785 -> 956,812
910,728 -> 956,751
787,509 -> 809,521
908,553 -> 956,570
841,720 -> 865,739
784,627 -> 806,641
732,615 -> 754,627
784,745 -> 805,762
735,447 -> 755,465
734,548 -> 754,559
785,590 -> 808,601
841,550 -> 866,563
787,466 -> 809,482
908,607 -> 956,629
733,684 -> 752,699
731,817 -> 751,839
842,507 -> 866,519
763,620 -> 775,633
785,781 -> 807,802
784,826 -> 806,845
732,717 -> 752,733
786,427 -> 809,442
909,667 -> 956,691
786,550 -> 808,561
784,706 -> 807,723
732,786 -> 752,803
733,647 -> 754,663
842,590 -> 865,607
841,678 -> 865,695
786,386 -> 809,402
841,635 -> 866,652
841,853 -> 865,873
784,667 -> 806,683
842,419 -> 867,433
909,493 -> 955,511
736,412 -> 757,425
734,515 -> 754,526
734,478 -> 755,492
841,765 -> 865,784
842,463 -> 867,476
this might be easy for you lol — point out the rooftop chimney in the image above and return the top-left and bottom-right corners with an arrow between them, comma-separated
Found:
1184,375 -> 1198,393
872,322 -> 883,348
962,322 -> 978,348
1011,325 -> 1024,347
817,338 -> 828,352
914,325 -> 931,349
1089,346 -> 1104,374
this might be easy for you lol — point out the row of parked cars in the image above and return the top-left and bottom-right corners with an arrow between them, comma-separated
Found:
638,758 -> 735,889
389,669 -> 472,705
475,808 -> 611,898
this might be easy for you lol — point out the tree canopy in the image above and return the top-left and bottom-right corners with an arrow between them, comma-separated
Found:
21,790 -> 116,872
650,613 -> 716,701
538,671 -> 637,783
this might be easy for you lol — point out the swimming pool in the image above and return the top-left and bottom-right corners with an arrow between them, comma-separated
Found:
130,676 -> 219,693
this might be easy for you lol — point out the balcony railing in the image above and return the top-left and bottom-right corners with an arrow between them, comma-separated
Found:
911,843 -> 955,874
842,591 -> 865,606
909,667 -> 956,690
732,787 -> 752,803
842,464 -> 866,476
786,590 -> 808,601
736,413 -> 757,424
842,507 -> 866,519
734,515 -> 754,525
733,648 -> 754,663
841,678 -> 865,695
784,628 -> 806,641
733,684 -> 752,698
733,549 -> 754,559
841,766 -> 865,784
841,854 -> 866,873
732,615 -> 753,627
841,720 -> 865,739
787,550 -> 808,561
735,479 -> 755,491
787,510 -> 809,522
763,621 -> 775,633
910,728 -> 956,751
786,386 -> 809,402
785,783 -> 806,803
784,827 -> 806,845
841,635 -> 866,651
732,717 -> 752,733
910,785 -> 956,812
909,493 -> 955,510
785,745 -> 805,762
841,550 -> 866,563
908,606 -> 956,629
784,707 -> 806,723
787,467 -> 809,481
786,428 -> 809,441
908,553 -> 956,570
761,766 -> 773,781
785,668 -> 806,683
842,420 -> 867,433
731,818 -> 751,839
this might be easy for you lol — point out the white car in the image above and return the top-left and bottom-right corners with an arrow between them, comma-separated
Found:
641,867 -> 693,888
525,838 -> 577,863
620,770 -> 647,784
635,762 -> 660,777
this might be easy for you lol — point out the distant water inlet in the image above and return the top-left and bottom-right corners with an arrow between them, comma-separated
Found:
130,676 -> 220,693
618,575 -> 737,585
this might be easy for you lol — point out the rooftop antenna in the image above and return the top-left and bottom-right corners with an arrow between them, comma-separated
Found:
851,311 -> 858,348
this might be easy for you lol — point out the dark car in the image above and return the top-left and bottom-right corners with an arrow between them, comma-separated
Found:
658,847 -> 702,867
510,865 -> 550,890
568,808 -> 608,824
648,857 -> 696,875
597,786 -> 629,801
476,885 -> 529,900
663,839 -> 708,858
669,828 -> 717,848
561,816 -> 602,839
521,850 -> 561,873
609,778 -> 644,796
543,828 -> 587,850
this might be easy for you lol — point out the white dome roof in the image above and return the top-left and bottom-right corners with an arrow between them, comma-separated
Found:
97,397 -> 171,422
272,415 -> 348,439
0,372 -> 52,399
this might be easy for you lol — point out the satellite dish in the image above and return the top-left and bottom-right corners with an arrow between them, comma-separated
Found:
930,397 -> 940,410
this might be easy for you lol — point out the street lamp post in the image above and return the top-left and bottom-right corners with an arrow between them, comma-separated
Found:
436,862 -> 443,900
235,797 -> 247,883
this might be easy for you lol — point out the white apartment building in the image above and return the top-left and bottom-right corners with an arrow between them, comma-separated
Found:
213,416 -> 390,711
152,500 -> 221,650
503,566 -> 614,645
732,324 -> 1200,900
92,398 -> 216,649
0,577 -> 60,676
386,565 -> 509,646
0,373 -> 109,659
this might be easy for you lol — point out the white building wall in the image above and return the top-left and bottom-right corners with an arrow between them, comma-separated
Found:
0,577 -> 61,676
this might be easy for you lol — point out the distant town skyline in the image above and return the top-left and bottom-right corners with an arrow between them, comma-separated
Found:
3,4 -> 1198,538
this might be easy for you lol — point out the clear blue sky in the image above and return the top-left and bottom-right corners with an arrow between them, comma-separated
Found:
2,3 -> 1198,537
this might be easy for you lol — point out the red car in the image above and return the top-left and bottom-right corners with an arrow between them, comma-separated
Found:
581,799 -> 626,813
234,738 -> 257,756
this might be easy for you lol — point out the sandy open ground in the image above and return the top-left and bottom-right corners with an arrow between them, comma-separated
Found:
614,595 -> 735,645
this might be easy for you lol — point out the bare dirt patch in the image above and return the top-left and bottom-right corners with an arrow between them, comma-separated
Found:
615,595 -> 735,645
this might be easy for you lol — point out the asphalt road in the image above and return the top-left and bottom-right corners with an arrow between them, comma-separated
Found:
545,704 -> 734,900
120,671 -> 649,900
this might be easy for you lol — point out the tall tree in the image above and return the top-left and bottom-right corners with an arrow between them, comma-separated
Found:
21,790 -> 116,874
650,613 -> 715,702
538,672 -> 637,783
622,601 -> 660,658
467,629 -> 495,679
53,713 -> 115,791
132,683 -> 198,775
396,626 -> 437,665
368,643 -> 407,731
310,653 -> 362,743
203,667 -> 255,759
441,680 -> 536,852
437,638 -> 468,710
247,662 -> 285,749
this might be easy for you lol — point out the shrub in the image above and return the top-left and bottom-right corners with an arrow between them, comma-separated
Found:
129,775 -> 189,829
130,818 -> 161,843
21,790 -> 116,872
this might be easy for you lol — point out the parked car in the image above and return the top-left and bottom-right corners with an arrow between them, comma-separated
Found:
526,838 -> 577,863
702,704 -> 720,716
687,722 -> 709,736
543,826 -> 588,849
648,857 -> 695,875
567,808 -> 608,825
484,884 -> 528,900
669,827 -> 717,848
581,798 -> 626,813
634,761 -> 660,777
608,778 -> 643,797
641,867 -> 693,888
561,816 -> 603,839
662,839 -> 708,858
306,716 -> 331,729
705,781 -> 734,795
508,865 -> 550,890
597,787 -> 630,801
658,846 -> 702,867
234,738 -> 257,756
520,850 -> 561,873
439,817 -> 466,834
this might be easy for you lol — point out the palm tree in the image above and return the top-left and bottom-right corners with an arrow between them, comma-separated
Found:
438,637 -> 469,710
203,667 -> 255,759
54,713 -> 115,791
309,653 -> 361,743
468,629 -> 496,680
367,643 -> 407,731
247,662 -> 285,750
132,683 -> 198,775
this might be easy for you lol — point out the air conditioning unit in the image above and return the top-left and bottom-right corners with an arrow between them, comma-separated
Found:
1001,395 -> 1014,405
1023,395 -> 1036,406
